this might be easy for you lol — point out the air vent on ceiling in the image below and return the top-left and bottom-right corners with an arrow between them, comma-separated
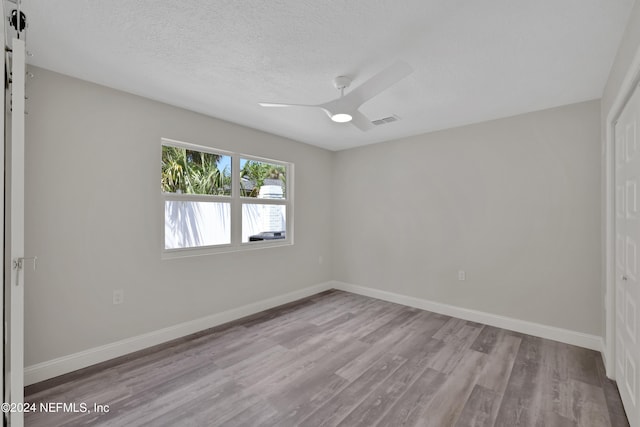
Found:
371,115 -> 400,126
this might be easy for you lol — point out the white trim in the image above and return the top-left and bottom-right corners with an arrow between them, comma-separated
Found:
605,43 -> 640,380
331,281 -> 602,351
24,281 -> 333,386
0,1 -> 5,406
10,39 -> 26,427
161,137 -> 235,158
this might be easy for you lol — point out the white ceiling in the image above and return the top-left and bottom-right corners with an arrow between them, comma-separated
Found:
22,0 -> 635,151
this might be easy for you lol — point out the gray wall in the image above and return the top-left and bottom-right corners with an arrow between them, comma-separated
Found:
24,68 -> 333,366
332,100 -> 602,335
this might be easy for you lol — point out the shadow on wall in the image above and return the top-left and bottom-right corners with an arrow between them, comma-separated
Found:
164,201 -> 285,249
164,200 -> 230,248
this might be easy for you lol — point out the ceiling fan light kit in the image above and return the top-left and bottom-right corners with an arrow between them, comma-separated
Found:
330,113 -> 352,123
328,76 -> 353,122
259,61 -> 413,132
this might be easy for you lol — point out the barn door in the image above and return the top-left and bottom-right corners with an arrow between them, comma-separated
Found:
3,1 -> 29,425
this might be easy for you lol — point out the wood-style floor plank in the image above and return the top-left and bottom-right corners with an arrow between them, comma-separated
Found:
25,290 -> 628,427
455,385 -> 501,427
373,367 -> 448,426
296,353 -> 406,427
334,339 -> 445,426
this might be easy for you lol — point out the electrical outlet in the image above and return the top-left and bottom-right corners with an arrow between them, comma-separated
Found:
458,270 -> 466,281
113,289 -> 124,305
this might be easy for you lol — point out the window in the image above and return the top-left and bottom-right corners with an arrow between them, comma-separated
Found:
239,158 -> 287,243
161,139 -> 292,257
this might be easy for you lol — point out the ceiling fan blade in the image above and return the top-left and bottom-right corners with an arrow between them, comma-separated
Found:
350,110 -> 375,132
342,61 -> 413,109
258,102 -> 317,108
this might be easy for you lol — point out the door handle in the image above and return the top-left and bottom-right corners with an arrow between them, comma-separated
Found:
622,275 -> 629,281
12,256 -> 37,271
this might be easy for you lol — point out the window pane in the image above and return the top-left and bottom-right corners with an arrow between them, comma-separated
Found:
162,145 -> 231,196
165,201 -> 230,249
239,158 -> 286,198
242,204 -> 286,243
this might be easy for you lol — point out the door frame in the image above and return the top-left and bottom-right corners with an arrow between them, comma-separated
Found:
605,44 -> 640,379
0,0 -> 4,411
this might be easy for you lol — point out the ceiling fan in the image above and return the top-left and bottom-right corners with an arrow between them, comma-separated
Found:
258,61 -> 413,132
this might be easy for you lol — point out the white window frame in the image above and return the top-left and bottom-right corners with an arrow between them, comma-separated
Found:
161,138 -> 294,259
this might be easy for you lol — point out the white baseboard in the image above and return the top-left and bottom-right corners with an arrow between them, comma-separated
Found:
330,281 -> 602,351
24,281 -> 333,386
600,337 -> 613,379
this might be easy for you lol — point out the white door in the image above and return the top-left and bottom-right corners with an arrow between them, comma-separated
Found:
4,38 -> 26,427
615,81 -> 640,427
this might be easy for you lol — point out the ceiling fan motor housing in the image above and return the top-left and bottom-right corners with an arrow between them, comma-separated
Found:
333,76 -> 351,90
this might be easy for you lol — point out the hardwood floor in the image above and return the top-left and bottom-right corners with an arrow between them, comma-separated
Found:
25,290 -> 629,426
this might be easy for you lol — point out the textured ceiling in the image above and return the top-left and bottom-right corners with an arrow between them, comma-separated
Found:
22,0 -> 635,151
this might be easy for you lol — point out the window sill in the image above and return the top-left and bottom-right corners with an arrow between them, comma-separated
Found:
161,240 -> 293,260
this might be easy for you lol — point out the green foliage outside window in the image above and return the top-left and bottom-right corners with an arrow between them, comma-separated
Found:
161,145 -> 286,198
161,146 -> 231,195
240,160 -> 286,198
